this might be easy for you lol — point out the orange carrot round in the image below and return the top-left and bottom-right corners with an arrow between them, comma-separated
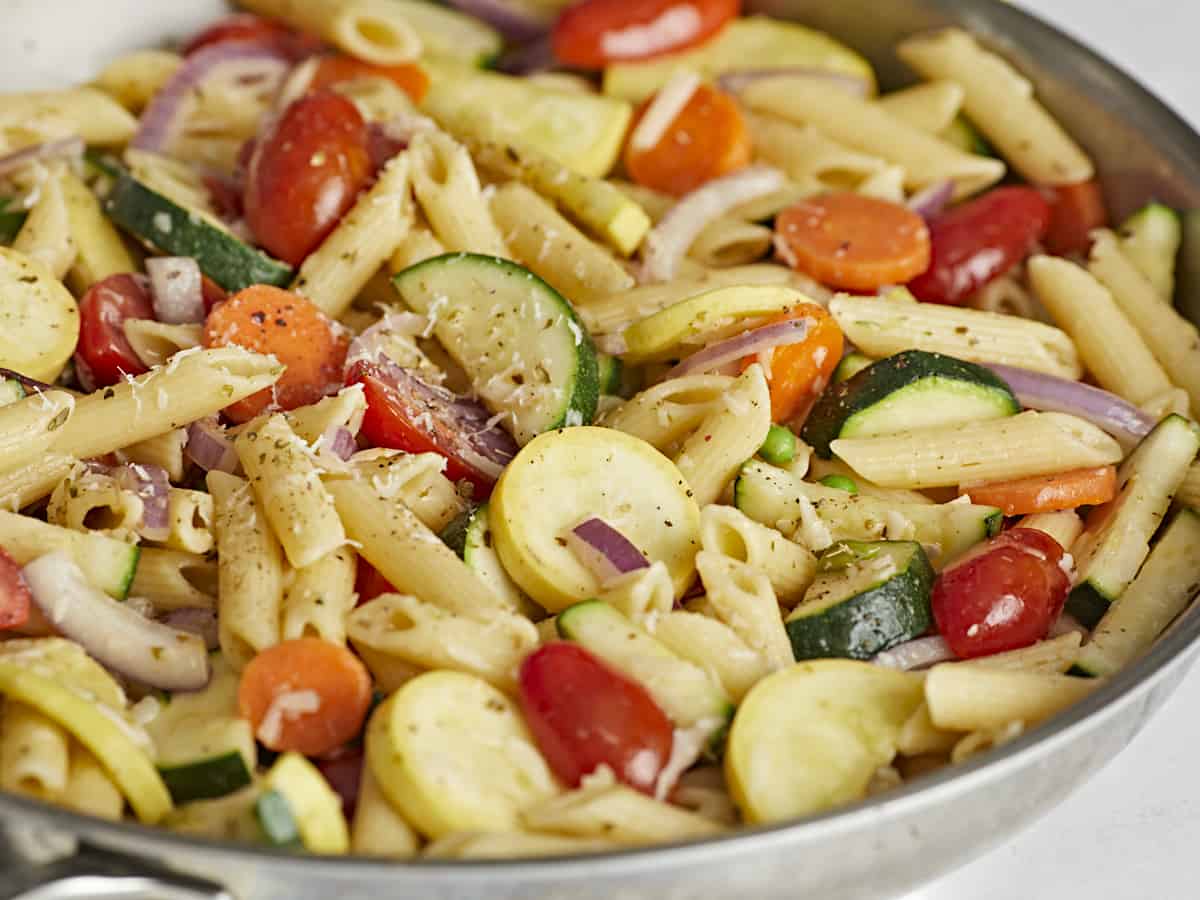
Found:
776,193 -> 932,291
309,55 -> 429,103
624,82 -> 752,197
238,638 -> 373,757
741,303 -> 844,423
202,284 -> 347,423
960,465 -> 1118,516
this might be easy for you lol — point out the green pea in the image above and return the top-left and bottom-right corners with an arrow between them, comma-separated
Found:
819,474 -> 859,495
758,424 -> 797,465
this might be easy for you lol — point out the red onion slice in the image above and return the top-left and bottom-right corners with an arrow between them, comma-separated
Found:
664,316 -> 815,380
642,166 -> 786,283
0,367 -> 57,395
907,179 -> 955,221
566,518 -> 650,586
115,463 -> 171,542
493,35 -> 557,75
872,636 -> 956,671
146,256 -> 205,324
717,67 -> 871,98
985,364 -> 1157,448
132,42 -> 290,152
185,417 -> 240,474
24,552 -> 210,692
159,607 -> 219,651
0,137 -> 85,179
447,0 -> 561,41
324,426 -> 358,461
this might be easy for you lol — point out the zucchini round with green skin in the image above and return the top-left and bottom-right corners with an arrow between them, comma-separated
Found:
802,350 -> 1020,459
725,660 -> 923,823
161,751 -> 253,807
786,540 -> 934,661
0,197 -> 27,244
255,789 -> 303,849
440,502 -> 536,617
490,426 -> 701,612
104,171 -> 293,292
0,377 -> 25,407
392,253 -> 599,444
597,353 -> 623,395
1119,202 -> 1181,298
833,351 -> 874,384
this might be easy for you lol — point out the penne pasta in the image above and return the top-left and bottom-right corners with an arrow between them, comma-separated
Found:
876,81 -> 965,134
92,49 -> 182,113
281,546 -> 358,645
59,168 -> 138,294
925,664 -> 1099,732
13,165 -> 76,279
699,505 -> 816,606
0,87 -> 137,147
408,131 -> 506,258
129,548 -> 218,612
122,321 -> 203,369
0,702 -> 70,800
239,0 -> 422,64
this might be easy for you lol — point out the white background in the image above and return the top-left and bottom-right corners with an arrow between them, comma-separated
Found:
909,2 -> 1200,898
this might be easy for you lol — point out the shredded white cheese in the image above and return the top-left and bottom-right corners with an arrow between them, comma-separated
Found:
256,689 -> 321,747
153,211 -> 173,234
795,494 -> 833,552
629,69 -> 702,153
883,510 -> 917,542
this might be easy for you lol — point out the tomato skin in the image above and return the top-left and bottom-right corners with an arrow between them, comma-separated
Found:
907,187 -> 1052,306
354,557 -> 396,607
553,0 -> 741,69
0,548 -> 31,631
1042,180 -> 1108,256
932,528 -> 1071,659
182,14 -> 323,60
244,90 -> 372,267
348,360 -> 511,500
75,274 -> 155,389
519,642 -> 674,794
316,747 -> 364,821
309,55 -> 429,103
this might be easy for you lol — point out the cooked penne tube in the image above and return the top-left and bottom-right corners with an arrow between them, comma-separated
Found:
897,28 -> 1094,185
352,755 -> 418,859
119,429 -> 189,483
239,0 -> 422,64
597,562 -> 675,626
649,611 -> 769,702
828,294 -> 1082,379
687,218 -> 773,268
0,87 -> 137,146
0,390 -> 75,476
59,168 -> 138,294
0,453 -> 76,512
831,411 -> 1123,489
160,489 -> 215,555
925,664 -> 1099,732
1016,510 -> 1084,551
235,415 -> 346,569
876,80 -> 965,134
122,321 -> 203,369
962,632 -> 1084,675
699,505 -> 816,606
1088,230 -> 1200,415
0,702 -> 70,800
695,551 -> 793,672
341,450 -> 466,533
91,49 -> 182,112
745,113 -> 889,185
1027,255 -> 1172,405
600,374 -> 735,452
49,347 -> 283,462
740,80 -> 1005,198
409,131 -> 506,258
13,165 -> 76,279
1178,463 -> 1200,510
129,548 -> 218,612
282,546 -> 358,645
60,743 -> 124,821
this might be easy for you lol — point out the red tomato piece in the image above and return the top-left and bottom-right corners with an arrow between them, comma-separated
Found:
75,273 -> 154,389
309,55 -> 429,104
1043,180 -> 1108,256
200,275 -> 227,316
182,14 -> 324,60
553,0 -> 740,69
354,557 -> 396,607
519,642 -> 674,794
0,548 -> 31,631
316,747 -> 364,821
244,90 -> 371,267
347,360 -> 515,500
931,528 -> 1071,659
907,186 -> 1052,306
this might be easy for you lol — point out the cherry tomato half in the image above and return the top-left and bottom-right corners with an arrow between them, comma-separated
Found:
1042,180 -> 1108,257
907,186 -> 1051,306
931,528 -> 1071,659
354,557 -> 396,607
553,0 -> 740,69
315,747 -> 364,821
309,55 -> 429,104
0,547 -> 31,631
519,642 -> 674,795
244,90 -> 372,267
182,14 -> 324,60
75,273 -> 154,389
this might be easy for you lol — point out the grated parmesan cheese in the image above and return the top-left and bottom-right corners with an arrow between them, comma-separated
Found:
795,494 -> 833,552
629,69 -> 702,153
256,689 -> 321,747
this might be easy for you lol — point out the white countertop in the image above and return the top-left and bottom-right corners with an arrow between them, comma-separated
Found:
910,2 -> 1200,898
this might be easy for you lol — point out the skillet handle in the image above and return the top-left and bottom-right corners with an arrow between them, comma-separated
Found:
0,844 -> 234,900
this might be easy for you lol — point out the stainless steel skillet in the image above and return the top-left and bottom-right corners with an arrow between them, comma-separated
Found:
3,1 -> 1200,897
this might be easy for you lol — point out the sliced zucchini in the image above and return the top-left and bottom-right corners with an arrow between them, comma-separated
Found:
802,350 -> 1020,458
623,285 -> 811,363
0,197 -> 26,244
725,660 -> 922,823
0,378 -> 25,407
104,171 -> 293,292
0,247 -> 80,383
0,509 -> 140,600
421,66 -> 632,177
734,460 -> 1002,564
940,115 -> 993,157
366,671 -> 558,839
603,17 -> 876,103
557,600 -> 733,733
166,786 -> 262,842
490,426 -> 701,612
392,0 -> 502,66
440,502 -> 536,617
1075,508 -> 1200,677
1067,414 -> 1200,627
392,253 -> 599,444
261,752 -> 349,855
833,351 -> 874,383
786,541 -> 934,661
147,655 -> 255,805
597,353 -> 623,395
255,789 -> 303,849
1119,202 -> 1181,299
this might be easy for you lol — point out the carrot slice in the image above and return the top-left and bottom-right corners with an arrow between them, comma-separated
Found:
202,284 -> 348,423
238,638 -> 373,757
740,303 -> 844,423
959,465 -> 1118,516
623,82 -> 751,197
1043,180 -> 1108,256
309,55 -> 429,103
776,193 -> 932,292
